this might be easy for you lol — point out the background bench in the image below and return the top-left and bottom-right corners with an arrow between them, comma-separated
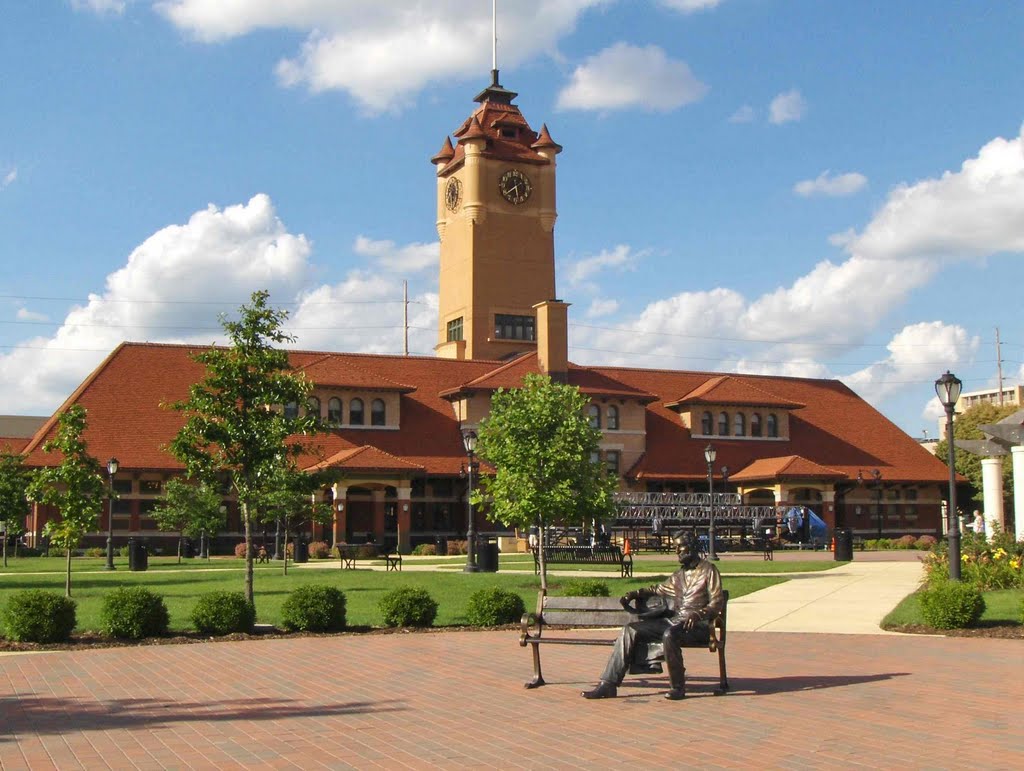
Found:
336,544 -> 402,570
532,545 -> 633,578
519,590 -> 728,693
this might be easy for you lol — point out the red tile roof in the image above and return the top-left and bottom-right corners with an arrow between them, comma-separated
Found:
666,375 -> 805,410
20,343 -> 951,488
729,455 -> 846,482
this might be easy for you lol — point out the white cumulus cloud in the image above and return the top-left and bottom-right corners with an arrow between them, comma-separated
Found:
844,124 -> 1024,262
16,307 -> 48,322
156,0 -> 604,114
728,105 -> 755,124
353,236 -> 439,274
71,0 -> 127,14
556,42 -> 708,112
2,168 -> 16,189
585,298 -> 620,318
843,322 -> 978,405
565,244 -> 643,289
794,170 -> 868,198
769,89 -> 806,125
659,0 -> 724,11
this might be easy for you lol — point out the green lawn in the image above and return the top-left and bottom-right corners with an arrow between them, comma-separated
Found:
460,553 -> 845,574
882,588 -> 1024,629
0,555 -> 786,633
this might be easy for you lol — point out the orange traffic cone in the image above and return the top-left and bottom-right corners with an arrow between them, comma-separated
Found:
623,538 -> 632,555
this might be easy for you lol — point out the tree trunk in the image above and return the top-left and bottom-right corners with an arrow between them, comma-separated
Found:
282,528 -> 289,576
242,500 -> 254,606
177,532 -> 183,565
2,535 -> 7,568
65,546 -> 73,597
537,516 -> 548,594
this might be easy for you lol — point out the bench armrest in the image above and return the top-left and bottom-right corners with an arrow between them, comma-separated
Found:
519,612 -> 543,646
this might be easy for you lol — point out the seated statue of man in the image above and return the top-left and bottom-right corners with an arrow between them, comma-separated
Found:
582,531 -> 724,701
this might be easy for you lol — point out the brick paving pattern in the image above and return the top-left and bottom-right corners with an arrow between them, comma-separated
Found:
1,628 -> 1022,769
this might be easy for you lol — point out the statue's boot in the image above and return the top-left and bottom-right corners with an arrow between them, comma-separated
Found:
664,666 -> 686,700
581,681 -> 617,699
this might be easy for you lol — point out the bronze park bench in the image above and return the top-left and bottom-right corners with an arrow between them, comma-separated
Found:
519,590 -> 729,693
532,545 -> 633,578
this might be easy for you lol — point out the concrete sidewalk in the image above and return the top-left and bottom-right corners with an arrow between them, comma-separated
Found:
727,560 -> 924,634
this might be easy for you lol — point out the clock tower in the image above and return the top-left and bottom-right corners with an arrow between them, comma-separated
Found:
432,70 -> 562,361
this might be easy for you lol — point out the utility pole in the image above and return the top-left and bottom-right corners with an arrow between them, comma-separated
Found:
996,327 -> 1003,406
403,280 -> 409,356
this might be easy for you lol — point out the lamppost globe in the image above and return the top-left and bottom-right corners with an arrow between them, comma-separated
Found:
461,428 -> 480,573
105,457 -> 119,571
934,370 -> 963,581
703,444 -> 718,561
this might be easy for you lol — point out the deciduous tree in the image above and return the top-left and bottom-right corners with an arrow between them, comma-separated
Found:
168,290 -> 317,605
0,450 -> 32,568
472,373 -> 616,591
150,478 -> 226,563
27,405 -> 106,596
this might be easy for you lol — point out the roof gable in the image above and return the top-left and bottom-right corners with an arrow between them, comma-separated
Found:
666,375 -> 805,410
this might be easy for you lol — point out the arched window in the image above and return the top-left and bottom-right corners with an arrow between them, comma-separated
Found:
767,413 -> 778,438
306,396 -> 321,423
371,398 -> 386,426
606,405 -> 619,430
718,412 -> 729,436
350,398 -> 364,426
587,404 -> 601,429
701,411 -> 713,435
750,413 -> 762,437
284,402 -> 298,420
328,397 -> 342,426
733,412 -> 746,437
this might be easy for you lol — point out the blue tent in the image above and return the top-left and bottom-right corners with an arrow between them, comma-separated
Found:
807,509 -> 828,542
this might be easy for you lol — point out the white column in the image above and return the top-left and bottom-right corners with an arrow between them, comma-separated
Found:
980,457 -> 1004,541
1012,446 -> 1024,542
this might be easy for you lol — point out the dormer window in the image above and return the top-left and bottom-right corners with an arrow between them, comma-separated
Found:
350,398 -> 364,426
751,413 -> 762,437
501,127 -> 517,138
701,411 -> 713,435
371,399 -> 386,426
767,413 -> 779,438
328,398 -> 343,426
718,412 -> 729,436
733,413 -> 745,437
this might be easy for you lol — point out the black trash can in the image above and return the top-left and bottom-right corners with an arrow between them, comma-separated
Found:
183,539 -> 195,559
834,527 -> 854,562
128,538 -> 149,571
476,536 -> 499,573
293,539 -> 309,564
434,536 -> 448,557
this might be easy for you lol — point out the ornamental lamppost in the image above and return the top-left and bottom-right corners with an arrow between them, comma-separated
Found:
105,457 -> 119,570
704,444 -> 718,561
462,428 -> 480,573
935,370 -> 963,581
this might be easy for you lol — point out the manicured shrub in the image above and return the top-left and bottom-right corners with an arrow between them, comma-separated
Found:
118,545 -> 130,557
85,547 -> 105,558
448,539 -> 468,555
281,585 -> 347,632
378,587 -> 438,628
915,535 -> 938,550
560,579 -> 611,597
191,591 -> 256,635
234,542 -> 250,558
307,541 -> 331,559
100,587 -> 169,640
919,581 -> 985,629
894,535 -> 918,550
466,587 -> 526,626
2,590 -> 77,643
412,544 -> 436,556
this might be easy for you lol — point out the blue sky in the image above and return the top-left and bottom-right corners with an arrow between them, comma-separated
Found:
1,1 -> 1022,439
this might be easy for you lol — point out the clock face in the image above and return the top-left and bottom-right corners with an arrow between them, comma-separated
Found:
499,169 -> 532,205
445,177 -> 462,212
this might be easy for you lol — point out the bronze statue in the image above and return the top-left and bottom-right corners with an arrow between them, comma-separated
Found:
581,531 -> 724,700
